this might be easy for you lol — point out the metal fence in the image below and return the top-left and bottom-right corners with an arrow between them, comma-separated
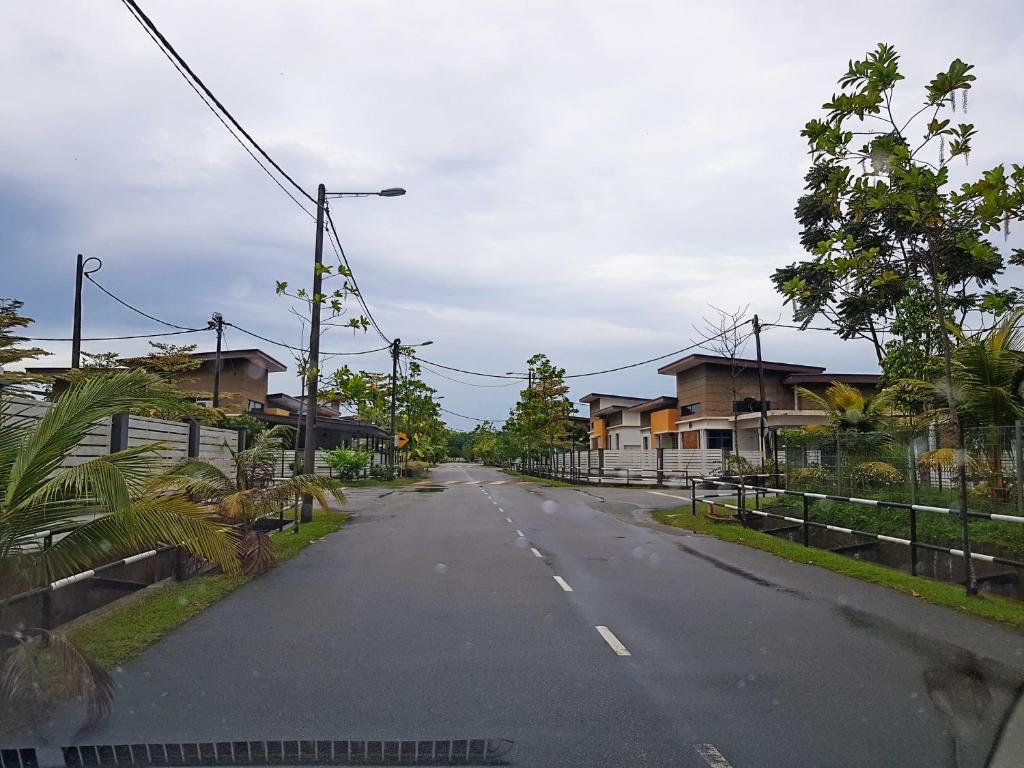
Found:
784,425 -> 1024,517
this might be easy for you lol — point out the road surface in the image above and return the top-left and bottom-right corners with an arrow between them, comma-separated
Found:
15,464 -> 1024,767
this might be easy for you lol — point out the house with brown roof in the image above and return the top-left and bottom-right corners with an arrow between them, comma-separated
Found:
655,353 -> 880,455
579,393 -> 650,450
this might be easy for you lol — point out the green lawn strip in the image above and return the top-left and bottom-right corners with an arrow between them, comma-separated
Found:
500,469 -> 576,487
653,504 -> 1024,631
67,509 -> 348,668
759,493 -> 1024,560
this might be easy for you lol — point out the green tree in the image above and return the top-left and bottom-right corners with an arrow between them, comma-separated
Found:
1,370 -> 239,726
0,298 -> 49,386
507,354 -> 573,463
773,43 -> 1024,593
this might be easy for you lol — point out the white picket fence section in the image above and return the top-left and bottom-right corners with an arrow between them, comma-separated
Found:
2,396 -> 235,474
545,448 -> 771,477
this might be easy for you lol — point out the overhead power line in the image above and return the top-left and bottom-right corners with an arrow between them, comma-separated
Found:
413,319 -> 754,382
439,406 -> 506,424
417,360 -> 520,388
225,321 -> 390,357
85,275 -> 209,331
119,0 -> 318,213
27,328 -> 209,342
325,208 -> 391,345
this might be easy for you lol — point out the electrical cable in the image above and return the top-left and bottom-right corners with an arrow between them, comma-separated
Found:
324,207 -> 391,344
85,275 -> 209,331
412,318 -> 754,381
417,360 -> 520,388
763,321 -> 841,332
119,0 -> 318,212
439,406 -> 506,424
26,328 -> 210,342
225,321 -> 390,356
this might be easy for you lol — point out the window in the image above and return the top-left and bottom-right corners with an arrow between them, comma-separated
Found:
615,433 -> 620,449
642,436 -> 649,450
706,429 -> 733,450
248,400 -> 264,412
680,402 -> 701,416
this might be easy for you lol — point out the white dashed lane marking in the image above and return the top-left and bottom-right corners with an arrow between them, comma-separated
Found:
553,575 -> 573,592
595,626 -> 630,656
530,547 -> 543,558
505,517 -> 512,524
693,743 -> 735,768
515,529 -> 524,537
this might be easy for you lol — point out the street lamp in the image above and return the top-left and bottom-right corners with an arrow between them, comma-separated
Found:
300,184 -> 406,522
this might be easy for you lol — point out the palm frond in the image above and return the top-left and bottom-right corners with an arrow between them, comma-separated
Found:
263,474 -> 344,509
239,531 -> 275,576
0,635 -> 46,725
4,370 -> 174,510
41,496 -> 240,582
44,631 -> 115,726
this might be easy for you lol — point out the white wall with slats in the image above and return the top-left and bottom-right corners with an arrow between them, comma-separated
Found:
3,396 -> 236,474
198,426 -> 239,476
127,415 -> 190,468
3,397 -> 111,469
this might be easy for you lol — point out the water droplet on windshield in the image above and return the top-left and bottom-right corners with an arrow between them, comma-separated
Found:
648,552 -> 662,567
632,546 -> 646,559
542,500 -> 558,515
434,563 -> 448,574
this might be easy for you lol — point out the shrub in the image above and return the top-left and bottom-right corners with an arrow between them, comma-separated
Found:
403,460 -> 430,478
369,462 -> 395,480
724,454 -> 753,475
850,460 -> 902,488
788,466 -> 832,487
323,447 -> 371,480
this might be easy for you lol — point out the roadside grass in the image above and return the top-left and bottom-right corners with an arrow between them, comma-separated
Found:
653,504 -> 1024,631
500,469 -> 576,487
68,508 -> 349,668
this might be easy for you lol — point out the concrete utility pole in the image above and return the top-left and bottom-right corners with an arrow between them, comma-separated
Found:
211,312 -> 224,408
300,183 -> 327,523
752,314 -> 768,463
390,337 -> 401,475
71,254 -> 102,369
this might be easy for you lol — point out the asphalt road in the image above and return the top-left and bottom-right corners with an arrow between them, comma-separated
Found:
16,464 -> 1024,767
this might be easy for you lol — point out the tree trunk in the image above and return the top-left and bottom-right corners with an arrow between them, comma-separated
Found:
927,257 -> 977,595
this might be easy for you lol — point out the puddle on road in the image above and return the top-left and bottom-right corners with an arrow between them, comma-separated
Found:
412,486 -> 446,493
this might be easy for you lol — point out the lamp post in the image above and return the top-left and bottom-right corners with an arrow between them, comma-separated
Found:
299,186 -> 405,522
389,339 -> 433,476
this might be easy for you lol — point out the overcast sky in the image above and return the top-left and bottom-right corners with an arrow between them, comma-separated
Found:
3,1 -> 1023,427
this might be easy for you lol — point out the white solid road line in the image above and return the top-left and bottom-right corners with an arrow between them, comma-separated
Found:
530,547 -> 543,558
595,626 -> 631,656
693,743 -> 735,768
553,575 -> 573,592
515,529 -> 524,537
647,490 -> 692,501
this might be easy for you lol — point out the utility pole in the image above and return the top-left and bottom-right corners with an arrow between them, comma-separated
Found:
211,312 -> 224,408
390,338 -> 401,476
71,254 -> 102,369
752,314 -> 768,464
300,183 -> 327,523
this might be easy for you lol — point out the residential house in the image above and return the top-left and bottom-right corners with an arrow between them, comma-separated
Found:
255,392 -> 389,451
655,353 -> 880,454
28,347 -> 288,415
579,393 -> 651,450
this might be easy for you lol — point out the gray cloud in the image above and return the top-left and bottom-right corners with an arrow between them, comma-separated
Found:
3,1 -> 1023,426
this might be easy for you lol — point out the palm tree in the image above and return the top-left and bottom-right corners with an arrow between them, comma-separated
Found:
796,381 -> 890,434
1,370 -> 239,726
149,426 -> 344,575
946,308 -> 1024,429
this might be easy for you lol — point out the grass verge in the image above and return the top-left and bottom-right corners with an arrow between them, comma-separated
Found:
67,508 -> 348,668
654,504 -> 1024,631
500,469 -> 576,487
